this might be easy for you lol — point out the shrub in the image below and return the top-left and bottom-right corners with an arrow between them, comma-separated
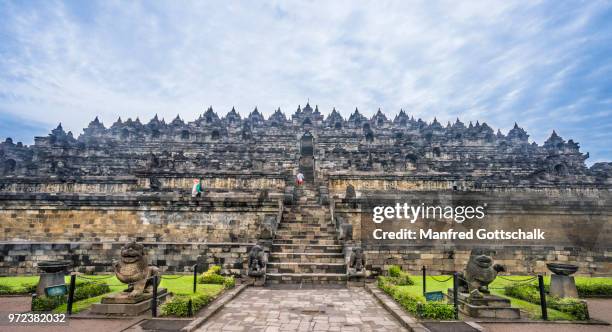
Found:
0,282 -> 37,295
418,302 -> 456,319
389,265 -> 402,277
553,297 -> 589,320
576,282 -> 612,297
0,284 -> 11,295
199,273 -> 226,285
23,283 -> 37,294
32,295 -> 66,312
377,276 -> 454,320
223,276 -> 236,289
160,293 -> 214,317
30,282 -> 111,312
207,265 -> 222,274
198,265 -> 235,289
385,266 -> 414,286
74,282 -> 111,301
504,284 -> 589,320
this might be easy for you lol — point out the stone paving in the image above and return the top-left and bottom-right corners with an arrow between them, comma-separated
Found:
195,287 -> 406,331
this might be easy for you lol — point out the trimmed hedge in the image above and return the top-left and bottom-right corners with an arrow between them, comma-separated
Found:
576,281 -> 612,297
0,282 -> 37,295
198,265 -> 235,289
160,293 -> 214,317
74,282 -> 110,301
31,282 -> 111,312
386,265 -> 414,286
378,276 -> 454,320
504,284 -> 589,320
32,295 -> 66,311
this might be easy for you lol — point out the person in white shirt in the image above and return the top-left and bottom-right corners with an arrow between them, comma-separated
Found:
296,172 -> 305,186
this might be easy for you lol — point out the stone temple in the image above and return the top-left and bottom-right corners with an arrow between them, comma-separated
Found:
1,103 -> 611,281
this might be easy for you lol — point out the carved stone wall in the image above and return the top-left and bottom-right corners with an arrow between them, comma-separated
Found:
0,242 -> 255,276
0,194 -> 280,243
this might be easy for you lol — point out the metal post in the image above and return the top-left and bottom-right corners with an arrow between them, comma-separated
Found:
453,272 -> 459,320
538,275 -> 548,320
422,266 -> 426,295
31,294 -> 37,312
193,264 -> 198,293
67,274 -> 76,315
151,275 -> 158,317
188,299 -> 193,317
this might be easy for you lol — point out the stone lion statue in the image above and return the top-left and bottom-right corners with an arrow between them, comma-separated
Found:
114,241 -> 161,297
348,247 -> 366,277
458,249 -> 505,298
247,244 -> 267,277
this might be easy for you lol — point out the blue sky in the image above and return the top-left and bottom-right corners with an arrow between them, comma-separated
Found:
1,1 -> 611,163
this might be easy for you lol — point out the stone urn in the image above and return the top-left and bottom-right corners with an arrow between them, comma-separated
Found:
35,260 -> 71,296
547,263 -> 579,298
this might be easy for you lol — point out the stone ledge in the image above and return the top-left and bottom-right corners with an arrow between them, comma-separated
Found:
365,283 -> 430,332
180,283 -> 249,332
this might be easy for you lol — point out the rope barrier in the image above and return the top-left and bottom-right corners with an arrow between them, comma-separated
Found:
160,275 -> 186,280
430,275 -> 453,283
497,275 -> 538,282
76,274 -> 115,280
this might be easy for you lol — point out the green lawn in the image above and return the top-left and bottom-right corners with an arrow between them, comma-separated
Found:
0,274 -> 224,314
0,276 -> 40,294
395,275 -> 591,320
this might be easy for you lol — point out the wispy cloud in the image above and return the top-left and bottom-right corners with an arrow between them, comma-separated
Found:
0,0 -> 611,163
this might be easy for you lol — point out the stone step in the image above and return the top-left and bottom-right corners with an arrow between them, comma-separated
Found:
277,224 -> 335,231
265,273 -> 347,285
274,231 -> 336,238
280,218 -> 331,224
272,244 -> 343,254
286,204 -> 327,209
274,237 -> 337,243
268,252 -> 345,263
267,262 -> 347,274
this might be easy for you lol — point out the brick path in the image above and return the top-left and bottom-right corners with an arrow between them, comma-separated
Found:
480,298 -> 612,332
195,287 -> 407,331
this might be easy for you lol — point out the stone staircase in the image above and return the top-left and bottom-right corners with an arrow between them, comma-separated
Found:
266,185 -> 346,285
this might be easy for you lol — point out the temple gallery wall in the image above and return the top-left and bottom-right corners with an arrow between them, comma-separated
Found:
0,103 -> 611,280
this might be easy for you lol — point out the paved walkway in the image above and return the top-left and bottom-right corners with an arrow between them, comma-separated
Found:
0,296 -> 142,332
195,287 -> 406,331
480,298 -> 612,332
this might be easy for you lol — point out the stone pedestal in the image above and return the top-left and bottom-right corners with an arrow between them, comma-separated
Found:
550,274 -> 578,298
90,289 -> 168,315
36,272 -> 66,296
347,271 -> 366,287
448,289 -> 520,319
249,275 -> 266,287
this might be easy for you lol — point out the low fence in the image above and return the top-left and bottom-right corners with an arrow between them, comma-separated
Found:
420,266 -> 589,321
38,264 -> 202,318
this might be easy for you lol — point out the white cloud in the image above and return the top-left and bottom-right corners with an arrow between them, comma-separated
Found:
0,0 -> 610,162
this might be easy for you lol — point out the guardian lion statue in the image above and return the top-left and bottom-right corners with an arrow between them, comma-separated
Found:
458,249 -> 505,298
247,244 -> 267,277
348,247 -> 366,277
113,241 -> 161,297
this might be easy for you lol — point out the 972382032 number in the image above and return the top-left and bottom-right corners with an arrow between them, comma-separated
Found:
2,313 -> 67,325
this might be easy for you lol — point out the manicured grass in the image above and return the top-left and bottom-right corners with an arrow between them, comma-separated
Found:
0,276 -> 40,294
1,274 -> 224,314
395,275 -> 577,320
